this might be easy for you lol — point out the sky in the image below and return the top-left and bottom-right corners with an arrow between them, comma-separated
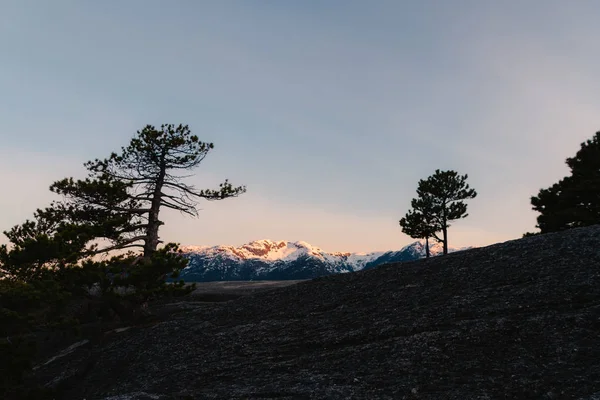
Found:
1,1 -> 599,253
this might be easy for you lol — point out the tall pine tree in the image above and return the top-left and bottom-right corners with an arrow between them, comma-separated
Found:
50,124 -> 246,259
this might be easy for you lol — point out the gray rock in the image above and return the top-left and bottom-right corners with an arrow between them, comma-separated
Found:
34,225 -> 600,399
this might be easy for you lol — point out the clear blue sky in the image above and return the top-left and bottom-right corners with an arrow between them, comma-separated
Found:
1,1 -> 599,252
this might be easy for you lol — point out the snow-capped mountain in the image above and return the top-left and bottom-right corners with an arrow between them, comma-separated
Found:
177,239 -> 467,282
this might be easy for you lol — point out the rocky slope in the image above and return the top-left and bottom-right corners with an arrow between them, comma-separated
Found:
33,225 -> 600,399
179,239 -> 464,281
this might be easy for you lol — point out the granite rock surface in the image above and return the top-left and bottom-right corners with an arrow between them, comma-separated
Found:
33,225 -> 600,399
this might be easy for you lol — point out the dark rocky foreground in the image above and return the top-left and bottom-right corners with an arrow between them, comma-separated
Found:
34,226 -> 600,399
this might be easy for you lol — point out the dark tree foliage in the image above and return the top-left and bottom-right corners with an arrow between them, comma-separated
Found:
401,170 -> 477,255
0,124 -> 243,397
530,132 -> 600,234
0,207 -> 94,282
51,124 -> 246,258
522,231 -> 540,238
399,196 -> 440,258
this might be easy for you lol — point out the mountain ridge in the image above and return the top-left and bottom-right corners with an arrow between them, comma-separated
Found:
178,239 -> 467,282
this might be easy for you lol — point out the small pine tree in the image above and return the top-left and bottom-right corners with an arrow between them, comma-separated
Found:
399,196 -> 439,258
401,170 -> 477,255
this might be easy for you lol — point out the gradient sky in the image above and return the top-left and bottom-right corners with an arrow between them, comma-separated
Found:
1,1 -> 599,252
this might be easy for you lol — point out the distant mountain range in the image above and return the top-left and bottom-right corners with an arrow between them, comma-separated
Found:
178,239 -> 468,282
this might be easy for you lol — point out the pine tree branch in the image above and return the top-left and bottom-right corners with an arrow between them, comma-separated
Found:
159,199 -> 197,216
431,232 -> 443,243
87,242 -> 145,255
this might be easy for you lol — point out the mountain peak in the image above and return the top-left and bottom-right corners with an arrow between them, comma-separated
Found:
181,239 -> 326,262
240,239 -> 288,257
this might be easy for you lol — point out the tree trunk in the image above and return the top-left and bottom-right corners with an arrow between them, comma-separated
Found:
425,237 -> 430,258
144,160 -> 167,259
442,203 -> 448,255
442,225 -> 448,255
144,207 -> 161,259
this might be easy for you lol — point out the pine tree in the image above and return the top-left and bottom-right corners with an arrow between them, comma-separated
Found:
50,124 -> 246,259
399,196 -> 439,258
401,170 -> 476,255
530,132 -> 600,233
0,124 -> 239,396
